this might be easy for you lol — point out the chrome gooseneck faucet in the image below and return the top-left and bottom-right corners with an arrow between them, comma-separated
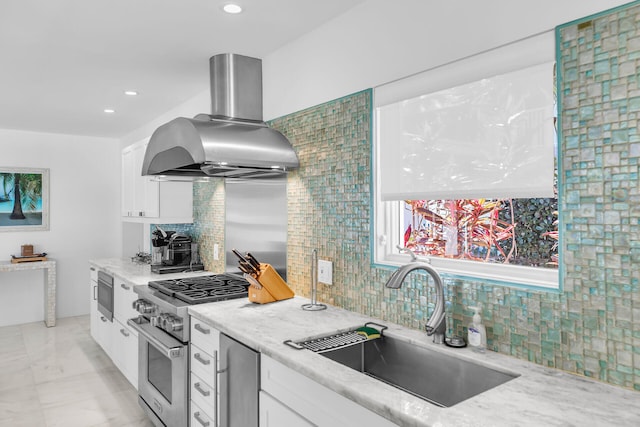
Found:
385,248 -> 446,344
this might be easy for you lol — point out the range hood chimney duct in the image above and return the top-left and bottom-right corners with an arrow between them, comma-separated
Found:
142,53 -> 299,179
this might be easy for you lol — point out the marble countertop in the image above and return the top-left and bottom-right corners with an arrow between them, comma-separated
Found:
89,257 -> 212,285
189,297 -> 640,427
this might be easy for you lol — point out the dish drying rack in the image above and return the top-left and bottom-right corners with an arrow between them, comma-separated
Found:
284,322 -> 387,353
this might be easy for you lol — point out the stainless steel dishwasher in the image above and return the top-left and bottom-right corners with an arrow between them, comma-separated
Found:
219,333 -> 260,427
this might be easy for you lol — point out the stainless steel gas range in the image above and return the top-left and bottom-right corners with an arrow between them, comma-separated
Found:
127,274 -> 249,427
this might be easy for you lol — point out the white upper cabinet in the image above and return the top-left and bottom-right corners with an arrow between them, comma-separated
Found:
121,138 -> 193,223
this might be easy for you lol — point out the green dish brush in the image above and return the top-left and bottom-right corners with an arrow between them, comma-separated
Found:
355,326 -> 381,340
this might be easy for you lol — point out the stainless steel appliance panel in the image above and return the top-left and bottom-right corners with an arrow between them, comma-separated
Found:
219,333 -> 260,427
128,317 -> 188,427
97,271 -> 114,321
225,177 -> 288,279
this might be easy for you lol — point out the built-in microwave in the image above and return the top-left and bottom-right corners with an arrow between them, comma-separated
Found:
97,271 -> 114,321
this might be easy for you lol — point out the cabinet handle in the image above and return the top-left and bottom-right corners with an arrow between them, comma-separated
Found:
194,323 -> 210,335
193,411 -> 210,427
193,353 -> 210,366
100,316 -> 107,323
120,328 -> 130,337
194,382 -> 210,397
213,350 -> 219,427
90,267 -> 96,271
139,211 -> 145,217
93,285 -> 97,301
121,283 -> 130,290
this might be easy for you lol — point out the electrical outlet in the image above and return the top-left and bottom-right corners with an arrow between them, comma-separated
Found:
213,244 -> 219,260
318,260 -> 333,285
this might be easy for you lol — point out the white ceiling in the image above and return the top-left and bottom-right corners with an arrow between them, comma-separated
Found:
0,0 -> 363,138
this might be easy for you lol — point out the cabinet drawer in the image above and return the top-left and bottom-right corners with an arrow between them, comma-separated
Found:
262,355 -> 396,427
190,319 -> 219,355
90,266 -> 98,283
114,279 -> 139,323
190,371 -> 217,420
190,342 -> 216,381
260,391 -> 313,427
190,401 -> 214,427
114,318 -> 139,389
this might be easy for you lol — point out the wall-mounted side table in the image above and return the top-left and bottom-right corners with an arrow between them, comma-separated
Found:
0,260 -> 57,327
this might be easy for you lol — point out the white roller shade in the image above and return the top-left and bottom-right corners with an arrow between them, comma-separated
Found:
376,32 -> 555,202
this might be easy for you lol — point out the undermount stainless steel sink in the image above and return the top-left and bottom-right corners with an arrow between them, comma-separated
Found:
319,334 -> 519,407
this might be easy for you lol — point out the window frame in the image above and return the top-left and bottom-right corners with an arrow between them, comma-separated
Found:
371,31 -> 560,291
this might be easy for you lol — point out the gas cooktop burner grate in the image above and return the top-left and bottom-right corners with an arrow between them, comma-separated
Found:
149,274 -> 249,304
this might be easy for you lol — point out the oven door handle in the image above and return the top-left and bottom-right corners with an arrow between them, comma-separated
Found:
127,317 -> 184,359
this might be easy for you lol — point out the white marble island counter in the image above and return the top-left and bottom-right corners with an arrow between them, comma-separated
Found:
189,297 -> 640,427
89,257 -> 212,285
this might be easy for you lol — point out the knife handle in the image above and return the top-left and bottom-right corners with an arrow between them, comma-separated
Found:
231,248 -> 246,262
246,253 -> 261,270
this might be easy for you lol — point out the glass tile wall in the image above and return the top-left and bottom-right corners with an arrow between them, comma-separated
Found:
192,1 -> 640,391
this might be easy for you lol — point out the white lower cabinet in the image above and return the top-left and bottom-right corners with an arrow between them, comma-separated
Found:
260,355 -> 397,427
113,318 -> 138,389
95,309 -> 114,360
260,391 -> 313,427
88,266 -> 138,389
189,318 -> 220,425
89,267 -> 99,343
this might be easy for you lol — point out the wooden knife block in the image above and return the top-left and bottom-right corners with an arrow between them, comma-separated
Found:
248,263 -> 294,304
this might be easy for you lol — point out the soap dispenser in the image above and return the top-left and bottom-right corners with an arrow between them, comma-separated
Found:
468,305 -> 487,353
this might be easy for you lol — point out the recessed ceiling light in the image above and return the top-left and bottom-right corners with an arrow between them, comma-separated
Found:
104,108 -> 115,113
124,90 -> 138,96
223,3 -> 242,14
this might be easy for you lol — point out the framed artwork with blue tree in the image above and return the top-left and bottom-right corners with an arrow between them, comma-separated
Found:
0,167 -> 49,232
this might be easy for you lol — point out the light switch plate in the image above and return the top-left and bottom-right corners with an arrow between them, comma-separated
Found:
318,260 -> 333,285
213,243 -> 219,260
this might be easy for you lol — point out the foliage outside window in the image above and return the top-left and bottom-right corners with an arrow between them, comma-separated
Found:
402,195 -> 558,269
397,63 -> 558,275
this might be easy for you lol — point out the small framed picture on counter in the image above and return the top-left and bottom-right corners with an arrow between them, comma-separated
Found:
0,167 -> 50,232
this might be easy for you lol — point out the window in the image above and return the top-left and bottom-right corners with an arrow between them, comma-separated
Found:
374,31 -> 559,289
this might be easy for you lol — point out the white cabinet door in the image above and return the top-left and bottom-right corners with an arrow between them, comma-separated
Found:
89,267 -> 99,342
122,140 -> 159,219
260,391 -> 313,427
121,146 -> 136,217
121,138 -> 192,222
131,141 -> 159,218
113,318 -> 138,389
95,310 -> 114,359
261,355 -> 397,427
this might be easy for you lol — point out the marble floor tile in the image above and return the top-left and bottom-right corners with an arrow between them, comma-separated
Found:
0,316 -> 150,427
0,384 -> 43,423
28,334 -> 115,384
0,352 -> 36,393
35,368 -> 133,409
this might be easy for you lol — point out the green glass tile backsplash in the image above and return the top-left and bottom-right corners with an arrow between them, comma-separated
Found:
190,1 -> 640,392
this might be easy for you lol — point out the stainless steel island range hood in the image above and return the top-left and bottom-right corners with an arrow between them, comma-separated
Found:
142,54 -> 298,179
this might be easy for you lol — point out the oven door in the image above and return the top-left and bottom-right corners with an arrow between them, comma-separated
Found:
128,317 -> 188,427
97,271 -> 113,321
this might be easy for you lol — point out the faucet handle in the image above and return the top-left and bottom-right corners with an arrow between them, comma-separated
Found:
396,245 -> 418,261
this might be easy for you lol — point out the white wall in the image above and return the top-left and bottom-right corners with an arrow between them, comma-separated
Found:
117,1 -> 632,131
120,91 -> 210,148
0,129 -> 120,326
261,0 -> 630,120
